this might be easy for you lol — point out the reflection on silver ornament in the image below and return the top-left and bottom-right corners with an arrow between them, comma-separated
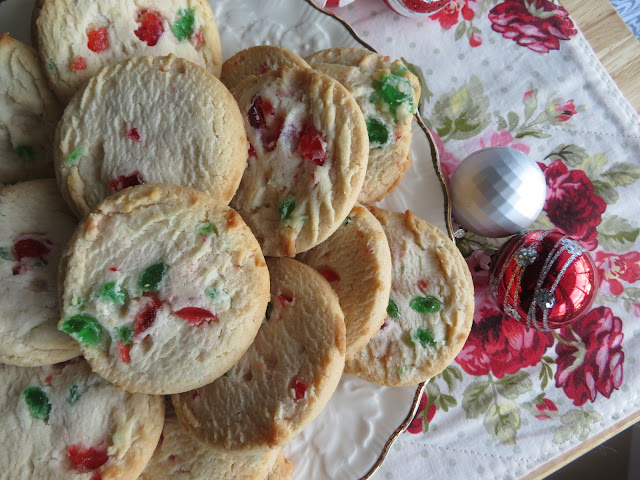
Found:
490,230 -> 598,331
450,147 -> 547,238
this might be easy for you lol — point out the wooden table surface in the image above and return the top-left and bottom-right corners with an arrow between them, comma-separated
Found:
562,0 -> 640,114
523,1 -> 640,478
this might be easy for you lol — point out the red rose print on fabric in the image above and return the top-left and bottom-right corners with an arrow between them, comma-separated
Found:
455,253 -> 554,378
430,0 -> 477,30
488,0 -> 577,54
594,251 -> 640,296
406,392 -> 436,434
552,99 -> 577,122
534,397 -> 558,420
555,306 -> 624,406
538,159 -> 607,250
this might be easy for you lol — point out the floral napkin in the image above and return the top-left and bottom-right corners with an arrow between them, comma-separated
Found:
326,1 -> 640,479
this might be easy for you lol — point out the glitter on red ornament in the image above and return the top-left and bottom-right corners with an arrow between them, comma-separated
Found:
67,445 -> 109,472
384,0 -> 449,15
87,27 -> 109,53
490,230 -> 598,330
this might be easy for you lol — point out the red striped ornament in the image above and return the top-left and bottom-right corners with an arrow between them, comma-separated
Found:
490,230 -> 597,331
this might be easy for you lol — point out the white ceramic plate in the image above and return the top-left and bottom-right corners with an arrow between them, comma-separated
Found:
0,1 -> 449,478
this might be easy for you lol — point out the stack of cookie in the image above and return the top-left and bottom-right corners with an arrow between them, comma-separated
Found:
0,1 -> 475,478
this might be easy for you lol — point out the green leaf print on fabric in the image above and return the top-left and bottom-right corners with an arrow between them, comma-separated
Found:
597,215 -> 640,250
552,409 -> 602,444
401,57 -> 432,108
483,402 -> 521,445
462,379 -> 493,419
494,371 -> 533,400
431,75 -> 490,142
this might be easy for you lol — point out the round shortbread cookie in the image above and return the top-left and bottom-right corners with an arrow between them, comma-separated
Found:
173,257 -> 346,452
139,404 -> 281,480
221,46 -> 310,91
0,34 -> 62,184
54,55 -> 248,218
0,358 -> 164,480
230,67 -> 368,257
36,0 -> 222,103
0,180 -> 80,366
267,451 -> 292,480
345,207 -> 474,386
297,203 -> 391,359
58,184 -> 270,394
306,48 -> 420,204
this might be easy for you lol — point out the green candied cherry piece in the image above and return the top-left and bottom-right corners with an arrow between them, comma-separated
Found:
397,364 -> 414,377
22,386 -> 51,421
138,260 -> 168,292
97,281 -> 127,305
387,299 -> 400,319
61,313 -> 104,346
378,73 -> 415,115
0,247 -> 10,260
197,222 -> 217,236
67,145 -> 85,164
278,196 -> 295,223
171,8 -> 195,41
67,384 -> 81,405
413,327 -> 436,348
366,118 -> 390,148
15,145 -> 35,163
410,295 -> 443,314
116,325 -> 134,344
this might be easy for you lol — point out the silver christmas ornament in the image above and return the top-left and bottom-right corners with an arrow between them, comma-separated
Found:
450,146 -> 547,238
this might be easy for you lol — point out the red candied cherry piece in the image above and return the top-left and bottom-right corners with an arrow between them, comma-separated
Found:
134,293 -> 162,336
67,445 -> 109,472
248,95 -> 266,129
289,377 -> 307,402
134,11 -> 165,46
261,99 -> 274,116
13,237 -> 51,261
118,342 -> 131,363
70,57 -> 87,71
263,116 -> 284,152
91,473 -> 102,480
126,127 -> 141,142
174,307 -> 218,326
192,32 -> 203,48
108,171 -> 144,192
248,143 -> 257,158
87,27 -> 109,53
320,269 -> 340,283
298,125 -> 326,166
277,294 -> 292,307
417,280 -> 429,292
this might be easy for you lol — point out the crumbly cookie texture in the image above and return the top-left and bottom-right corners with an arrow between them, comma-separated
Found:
0,359 -> 164,480
36,0 -> 222,102
139,403 -> 281,480
0,33 -> 62,184
59,184 -> 270,394
297,203 -> 391,359
306,47 -> 420,204
267,450 -> 293,480
0,180 -> 80,366
173,257 -> 346,452
230,67 -> 368,257
221,46 -> 310,91
54,55 -> 247,218
345,207 -> 474,386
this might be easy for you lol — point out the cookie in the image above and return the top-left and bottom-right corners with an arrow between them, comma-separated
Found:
345,207 -> 474,386
0,34 -> 62,184
267,451 -> 292,480
306,48 -> 420,204
58,184 -> 270,394
221,46 -> 310,91
0,358 -> 164,480
230,67 -> 368,257
139,403 -> 281,480
0,180 -> 80,366
173,257 -> 346,452
54,55 -> 248,218
36,0 -> 222,102
297,203 -> 391,359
